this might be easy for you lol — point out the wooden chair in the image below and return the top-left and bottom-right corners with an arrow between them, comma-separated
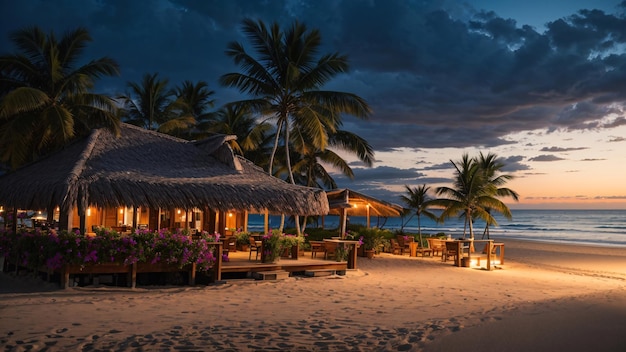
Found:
323,241 -> 337,260
310,241 -> 327,258
225,236 -> 237,252
248,237 -> 261,261
414,242 -> 433,257
390,238 -> 403,255
397,236 -> 413,254
442,241 -> 459,263
427,238 -> 445,257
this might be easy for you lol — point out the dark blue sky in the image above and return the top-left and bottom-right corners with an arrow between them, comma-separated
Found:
2,0 -> 626,207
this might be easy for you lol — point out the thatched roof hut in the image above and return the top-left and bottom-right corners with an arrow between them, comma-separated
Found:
326,189 -> 404,235
327,189 -> 403,217
0,123 -> 329,217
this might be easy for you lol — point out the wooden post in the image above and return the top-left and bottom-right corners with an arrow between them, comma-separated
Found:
340,208 -> 347,239
11,207 -> 17,234
79,212 -> 87,235
132,206 -> 138,230
213,242 -> 223,282
62,265 -> 70,289
189,263 -> 196,285
347,243 -> 358,269
486,241 -> 492,271
131,262 -> 137,288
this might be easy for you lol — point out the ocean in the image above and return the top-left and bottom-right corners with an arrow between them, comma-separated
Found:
247,209 -> 626,247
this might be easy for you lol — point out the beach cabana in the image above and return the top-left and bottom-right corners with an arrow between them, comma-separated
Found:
0,123 -> 329,234
326,188 -> 403,236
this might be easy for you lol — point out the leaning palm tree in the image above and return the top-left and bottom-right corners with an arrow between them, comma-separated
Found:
434,154 -> 512,240
288,128 -> 374,188
476,152 -> 519,239
0,26 -> 120,169
220,18 -> 371,234
400,184 -> 439,247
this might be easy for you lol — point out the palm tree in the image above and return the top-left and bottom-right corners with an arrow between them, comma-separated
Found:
220,18 -> 371,178
0,26 -> 120,169
119,73 -> 173,131
119,73 -> 197,135
171,80 -> 215,139
434,154 -> 512,240
400,184 -> 439,247
476,152 -> 519,239
202,104 -> 272,158
220,18 -> 371,234
289,129 -> 374,188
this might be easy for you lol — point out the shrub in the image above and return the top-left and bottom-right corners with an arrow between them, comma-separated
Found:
0,228 -> 217,272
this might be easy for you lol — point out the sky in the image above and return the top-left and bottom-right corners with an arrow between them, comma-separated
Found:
2,0 -> 626,210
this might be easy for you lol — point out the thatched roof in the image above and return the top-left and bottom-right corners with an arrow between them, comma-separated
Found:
0,123 -> 329,215
326,189 -> 403,217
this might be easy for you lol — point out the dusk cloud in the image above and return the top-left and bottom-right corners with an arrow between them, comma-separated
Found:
529,155 -> 567,161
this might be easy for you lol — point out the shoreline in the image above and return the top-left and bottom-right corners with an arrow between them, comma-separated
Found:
1,239 -> 625,351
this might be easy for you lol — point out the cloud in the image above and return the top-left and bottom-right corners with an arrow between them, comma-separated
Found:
528,154 -> 566,161
3,0 -> 626,204
3,0 -> 626,152
540,146 -> 588,152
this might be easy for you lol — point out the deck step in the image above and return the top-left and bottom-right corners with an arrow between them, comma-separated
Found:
304,269 -> 345,277
253,270 -> 290,281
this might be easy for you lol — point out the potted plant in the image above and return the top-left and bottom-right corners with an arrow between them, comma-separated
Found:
280,233 -> 305,259
234,231 -> 250,251
359,228 -> 385,259
261,230 -> 283,263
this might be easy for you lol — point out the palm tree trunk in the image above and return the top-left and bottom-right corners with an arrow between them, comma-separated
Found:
417,215 -> 423,247
282,118 -> 301,236
467,210 -> 475,240
268,120 -> 283,175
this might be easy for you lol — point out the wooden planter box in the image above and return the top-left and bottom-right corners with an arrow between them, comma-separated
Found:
59,262 -> 198,289
280,244 -> 301,260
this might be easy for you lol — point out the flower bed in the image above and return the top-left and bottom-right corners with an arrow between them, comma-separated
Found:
0,227 -> 219,287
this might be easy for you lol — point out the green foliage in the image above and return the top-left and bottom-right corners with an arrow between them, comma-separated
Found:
356,227 -> 391,251
335,245 -> 349,262
0,26 -> 121,169
261,230 -> 305,263
261,230 -> 283,263
234,231 -> 250,246
285,227 -> 337,242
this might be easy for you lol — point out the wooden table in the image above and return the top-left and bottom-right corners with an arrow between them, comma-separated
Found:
444,240 -> 502,270
323,239 -> 360,269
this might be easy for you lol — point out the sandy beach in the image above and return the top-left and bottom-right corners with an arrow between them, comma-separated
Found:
1,239 -> 625,351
